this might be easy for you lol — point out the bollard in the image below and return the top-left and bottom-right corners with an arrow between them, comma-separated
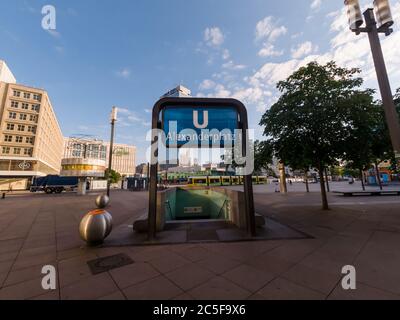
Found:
1,193 -> 5,199
79,209 -> 113,246
95,194 -> 110,209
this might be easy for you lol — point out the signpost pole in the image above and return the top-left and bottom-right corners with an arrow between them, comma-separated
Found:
107,107 -> 118,198
240,115 -> 256,237
148,111 -> 160,241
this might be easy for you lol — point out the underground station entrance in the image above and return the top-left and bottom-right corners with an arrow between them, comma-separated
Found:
106,98 -> 309,246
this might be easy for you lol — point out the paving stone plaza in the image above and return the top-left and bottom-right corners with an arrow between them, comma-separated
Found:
1,183 -> 399,300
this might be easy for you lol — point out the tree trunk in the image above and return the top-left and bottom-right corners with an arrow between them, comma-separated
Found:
360,168 -> 365,191
318,164 -> 329,210
305,170 -> 310,193
375,162 -> 383,191
325,168 -> 330,192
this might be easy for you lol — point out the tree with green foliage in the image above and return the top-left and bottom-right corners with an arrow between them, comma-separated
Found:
260,61 -> 374,210
341,89 -> 381,191
105,169 -> 121,184
368,105 -> 393,190
253,140 -> 274,175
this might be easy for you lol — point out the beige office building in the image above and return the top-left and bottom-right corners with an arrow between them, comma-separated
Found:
0,61 -> 64,189
63,137 -> 136,177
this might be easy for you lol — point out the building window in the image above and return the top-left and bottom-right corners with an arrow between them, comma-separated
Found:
11,101 -> 19,108
9,112 -> 17,119
21,103 -> 29,110
4,135 -> 12,142
2,147 -> 10,154
33,94 -> 41,101
27,126 -> 36,133
13,148 -> 21,155
13,90 -> 21,97
32,104 -> 40,112
15,136 -> 23,143
24,148 -> 32,156
29,115 -> 37,122
26,137 -> 34,144
19,114 -> 27,121
6,124 -> 15,131
17,125 -> 25,132
23,93 -> 31,99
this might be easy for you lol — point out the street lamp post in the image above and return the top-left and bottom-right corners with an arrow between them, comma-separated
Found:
345,0 -> 400,160
107,107 -> 118,197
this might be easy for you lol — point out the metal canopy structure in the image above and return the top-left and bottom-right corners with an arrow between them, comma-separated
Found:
148,97 -> 256,240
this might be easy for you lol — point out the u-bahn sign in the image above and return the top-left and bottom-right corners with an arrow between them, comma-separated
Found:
163,106 -> 238,148
147,97 -> 256,241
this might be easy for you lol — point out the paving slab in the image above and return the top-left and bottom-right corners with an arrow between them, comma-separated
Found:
255,277 -> 326,300
60,273 -> 119,300
222,264 -> 275,293
188,276 -> 251,300
123,275 -> 183,300
165,263 -> 215,291
109,262 -> 160,289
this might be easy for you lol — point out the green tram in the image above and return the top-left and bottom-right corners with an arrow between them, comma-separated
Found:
187,176 -> 268,187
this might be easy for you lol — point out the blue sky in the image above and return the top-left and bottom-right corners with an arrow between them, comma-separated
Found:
1,0 -> 400,164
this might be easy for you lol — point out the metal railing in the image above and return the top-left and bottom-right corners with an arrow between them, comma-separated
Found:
217,199 -> 230,220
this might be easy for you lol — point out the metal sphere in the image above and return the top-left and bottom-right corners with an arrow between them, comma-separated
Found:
79,209 -> 113,245
95,194 -> 110,209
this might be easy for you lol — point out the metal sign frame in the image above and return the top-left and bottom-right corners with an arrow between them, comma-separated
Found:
148,97 -> 256,240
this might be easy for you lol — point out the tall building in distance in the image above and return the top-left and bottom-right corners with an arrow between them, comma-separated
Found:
0,61 -> 64,189
162,85 -> 192,168
63,137 -> 136,177
162,85 -> 191,98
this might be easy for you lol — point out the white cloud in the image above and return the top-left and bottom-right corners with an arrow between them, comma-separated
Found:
213,84 -> 231,98
198,84 -> 232,98
47,30 -> 61,38
310,0 -> 322,11
291,41 -> 318,59
222,49 -> 230,60
255,16 -> 287,42
222,60 -> 246,70
255,16 -> 287,59
116,108 -> 149,127
199,79 -> 216,90
115,68 -> 131,79
204,27 -> 224,47
258,43 -> 284,57
291,32 -> 304,39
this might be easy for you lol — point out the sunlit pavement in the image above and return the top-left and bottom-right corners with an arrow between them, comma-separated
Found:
0,186 -> 399,300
